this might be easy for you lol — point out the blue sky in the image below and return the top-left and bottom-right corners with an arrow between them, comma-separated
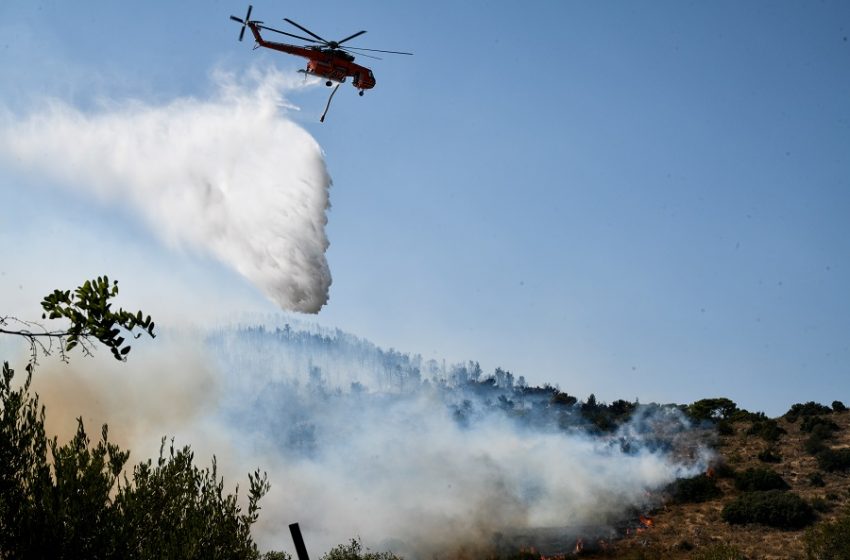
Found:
1,0 -> 848,415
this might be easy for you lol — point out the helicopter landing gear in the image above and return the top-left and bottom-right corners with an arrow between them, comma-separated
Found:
326,81 -> 333,87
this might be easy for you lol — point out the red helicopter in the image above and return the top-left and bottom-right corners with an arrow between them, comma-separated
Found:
230,5 -> 412,121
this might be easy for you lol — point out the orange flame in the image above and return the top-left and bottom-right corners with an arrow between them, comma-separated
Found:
573,538 -> 584,554
638,514 -> 654,528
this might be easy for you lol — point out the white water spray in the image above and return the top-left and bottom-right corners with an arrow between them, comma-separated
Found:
0,68 -> 332,313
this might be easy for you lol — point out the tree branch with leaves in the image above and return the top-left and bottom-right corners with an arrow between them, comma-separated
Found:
0,276 -> 155,365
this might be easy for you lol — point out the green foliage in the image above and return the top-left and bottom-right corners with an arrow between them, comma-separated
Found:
0,365 -> 129,558
804,432 -> 829,456
0,362 -> 51,557
722,490 -> 815,529
808,472 -> 826,487
320,538 -> 404,560
734,467 -> 789,492
746,418 -> 786,442
785,402 -> 832,423
577,395 -> 637,433
676,540 -> 694,551
1,277 -> 155,363
686,398 -> 738,422
115,439 -> 269,559
816,448 -> 850,472
667,474 -> 722,504
800,415 -> 840,435
810,497 -> 832,513
757,448 -> 782,463
41,419 -> 130,558
262,553 -> 293,560
729,409 -> 767,423
713,462 -> 736,479
550,391 -> 577,406
0,362 -> 269,559
608,399 -> 637,419
832,400 -> 847,413
803,508 -> 850,559
716,419 -> 734,436
690,544 -> 746,560
40,276 -> 155,360
584,409 -> 615,432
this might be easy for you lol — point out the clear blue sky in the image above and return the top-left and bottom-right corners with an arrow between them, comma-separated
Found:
1,0 -> 848,415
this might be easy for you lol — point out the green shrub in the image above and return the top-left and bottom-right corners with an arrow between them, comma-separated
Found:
786,402 -> 832,423
716,419 -> 734,436
757,448 -> 782,463
747,418 -> 786,442
608,399 -> 637,420
804,433 -> 828,455
690,544 -> 746,560
730,409 -> 767,423
668,474 -> 722,503
811,497 -> 832,513
800,416 -> 839,434
0,362 -> 270,560
713,462 -> 736,479
803,508 -> 850,559
321,538 -> 403,560
734,467 -> 789,492
808,472 -> 826,487
687,398 -> 738,422
551,392 -> 577,407
676,540 -> 694,551
722,490 -> 815,529
832,400 -> 847,412
816,448 -> 850,472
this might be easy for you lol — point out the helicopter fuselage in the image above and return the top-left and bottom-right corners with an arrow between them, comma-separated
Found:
248,23 -> 376,90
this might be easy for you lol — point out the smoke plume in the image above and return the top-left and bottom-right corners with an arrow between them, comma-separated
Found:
23,322 -> 711,559
207,323 -> 711,557
0,68 -> 332,313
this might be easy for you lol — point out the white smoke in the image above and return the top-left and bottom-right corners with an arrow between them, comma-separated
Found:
207,325 -> 711,558
0,68 -> 332,313
21,323 -> 711,559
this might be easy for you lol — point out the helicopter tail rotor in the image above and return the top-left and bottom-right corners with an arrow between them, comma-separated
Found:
229,5 -> 254,42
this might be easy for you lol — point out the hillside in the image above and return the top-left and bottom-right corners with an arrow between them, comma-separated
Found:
2,317 -> 848,559
206,324 -> 849,559
595,405 -> 850,560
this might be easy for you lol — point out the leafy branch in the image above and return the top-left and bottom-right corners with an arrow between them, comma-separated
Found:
0,276 -> 155,364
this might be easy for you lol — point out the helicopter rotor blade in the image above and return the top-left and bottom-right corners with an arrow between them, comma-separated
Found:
339,47 -> 381,60
336,30 -> 367,46
230,5 -> 253,42
257,24 -> 321,44
343,46 -> 413,56
283,18 -> 329,44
